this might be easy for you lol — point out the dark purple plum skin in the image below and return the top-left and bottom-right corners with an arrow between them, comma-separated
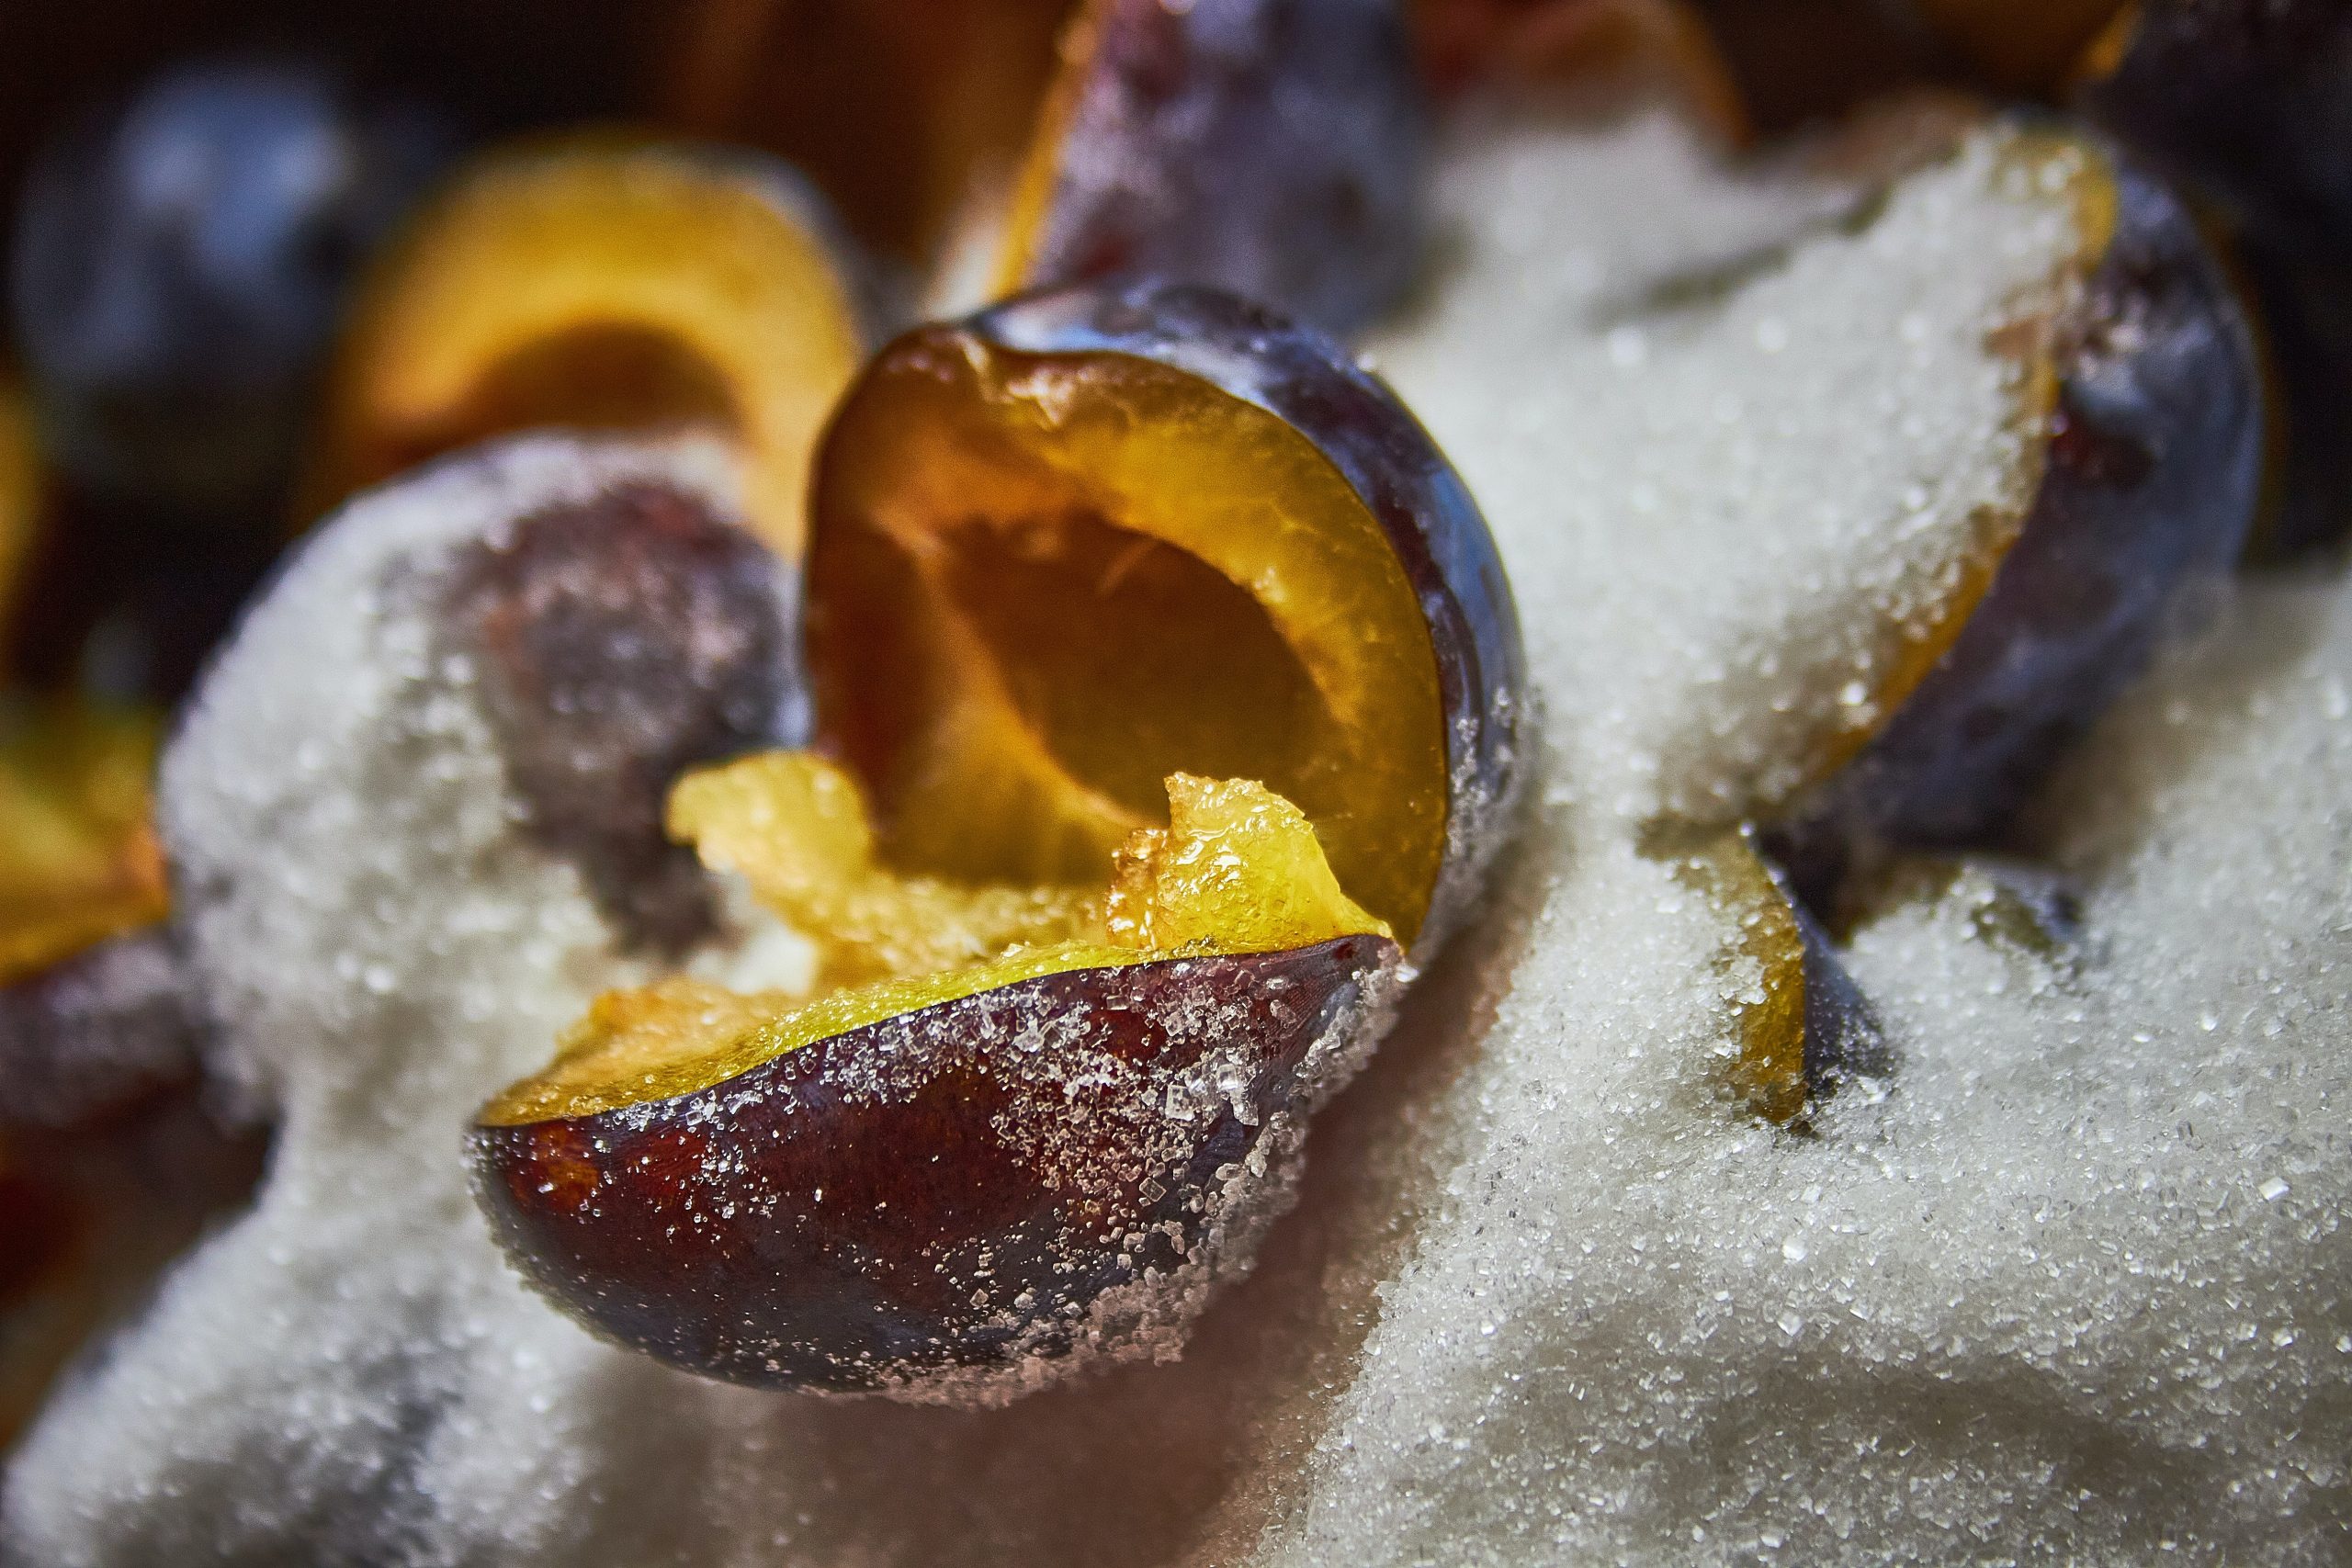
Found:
1012,0 -> 1428,339
436,481 -> 797,960
2077,0 -> 2352,263
0,930 -> 198,1130
2075,0 -> 2352,558
1770,145 -> 2261,913
975,280 -> 1529,958
472,933 -> 1396,1394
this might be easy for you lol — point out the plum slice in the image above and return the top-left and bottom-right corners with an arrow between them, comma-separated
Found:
310,140 -> 868,558
1759,125 -> 2261,917
473,282 -> 1524,1400
1663,827 -> 1883,1124
992,0 -> 1428,337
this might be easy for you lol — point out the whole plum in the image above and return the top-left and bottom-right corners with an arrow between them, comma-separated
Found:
9,58 -> 450,516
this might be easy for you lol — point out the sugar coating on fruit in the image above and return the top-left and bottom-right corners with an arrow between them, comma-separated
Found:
6,106 -> 2345,1568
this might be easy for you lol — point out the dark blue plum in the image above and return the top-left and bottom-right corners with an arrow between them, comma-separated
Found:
10,58 -> 452,516
2077,0 -> 2352,263
1770,144 -> 2263,916
1005,0 -> 1428,339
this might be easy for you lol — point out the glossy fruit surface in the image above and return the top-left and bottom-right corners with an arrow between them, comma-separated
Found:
1770,131 -> 2260,912
9,58 -> 448,515
475,282 -> 1523,1398
995,0 -> 1428,337
312,140 -> 866,557
477,931 -> 1396,1394
810,281 -> 1524,952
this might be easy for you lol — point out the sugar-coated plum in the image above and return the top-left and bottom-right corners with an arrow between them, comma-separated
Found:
435,478 -> 798,959
311,140 -> 868,558
9,59 -> 449,515
474,282 -> 1525,1400
1664,827 -> 1883,1123
478,931 -> 1398,1396
2075,0 -> 2352,263
995,0 -> 1428,337
1768,132 -> 2261,914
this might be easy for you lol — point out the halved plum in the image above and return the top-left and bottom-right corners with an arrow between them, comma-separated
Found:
472,281 -> 1525,1399
1662,826 -> 1883,1124
991,0 -> 1429,337
0,704 -> 169,988
1762,126 -> 2261,918
309,139 -> 868,558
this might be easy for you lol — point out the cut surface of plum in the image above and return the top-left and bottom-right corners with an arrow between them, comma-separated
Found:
311,140 -> 866,557
811,282 -> 1522,953
0,704 -> 168,987
473,282 -> 1522,1398
477,761 -> 1387,1127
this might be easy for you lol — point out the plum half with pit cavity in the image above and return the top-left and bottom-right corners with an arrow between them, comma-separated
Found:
311,139 -> 868,558
472,280 -> 1525,1401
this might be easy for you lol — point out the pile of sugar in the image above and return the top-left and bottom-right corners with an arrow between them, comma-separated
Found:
5,107 -> 2345,1566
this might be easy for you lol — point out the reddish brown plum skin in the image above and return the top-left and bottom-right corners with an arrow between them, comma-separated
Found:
972,280 -> 1529,958
1015,0 -> 1428,338
1771,149 -> 2261,912
471,934 -> 1396,1393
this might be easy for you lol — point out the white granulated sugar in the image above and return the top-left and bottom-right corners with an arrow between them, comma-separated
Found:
1374,107 -> 2080,829
6,105 -> 2346,1568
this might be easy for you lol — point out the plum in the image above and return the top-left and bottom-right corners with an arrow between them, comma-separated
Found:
994,0 -> 1428,337
310,139 -> 869,557
435,480 -> 797,959
1766,131 -> 2262,918
1662,827 -> 1884,1123
0,703 -> 171,987
473,281 -> 1525,1400
2075,0 -> 2352,263
9,58 -> 449,516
